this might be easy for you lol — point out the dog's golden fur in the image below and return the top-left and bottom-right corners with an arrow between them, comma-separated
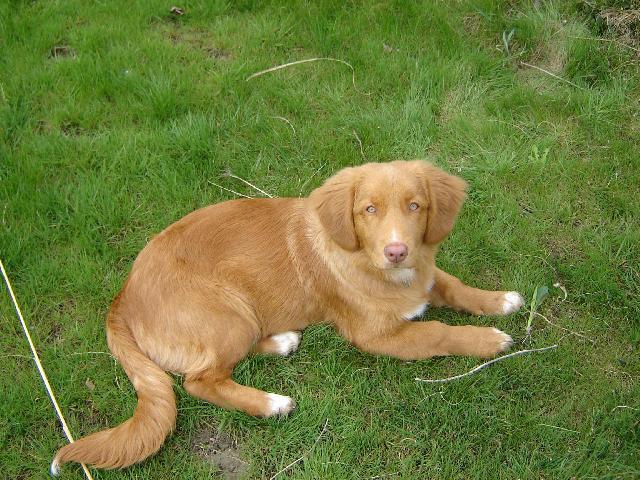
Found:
52,160 -> 522,472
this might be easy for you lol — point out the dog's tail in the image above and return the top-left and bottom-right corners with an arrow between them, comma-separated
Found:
51,302 -> 176,474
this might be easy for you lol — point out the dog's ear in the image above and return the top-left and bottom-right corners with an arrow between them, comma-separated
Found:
415,162 -> 467,245
309,167 -> 359,251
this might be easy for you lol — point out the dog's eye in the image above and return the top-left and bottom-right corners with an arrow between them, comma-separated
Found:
366,205 -> 376,214
409,202 -> 419,211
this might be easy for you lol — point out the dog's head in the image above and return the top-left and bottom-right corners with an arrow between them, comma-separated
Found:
309,160 -> 467,270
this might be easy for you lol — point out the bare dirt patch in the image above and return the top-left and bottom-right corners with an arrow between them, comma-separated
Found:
191,424 -> 248,479
46,322 -> 63,343
60,120 -> 83,136
598,8 -> 640,45
156,23 -> 232,61
49,45 -> 76,59
204,46 -> 232,61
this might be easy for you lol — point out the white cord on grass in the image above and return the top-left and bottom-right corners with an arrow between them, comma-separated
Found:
246,57 -> 364,94
0,259 -> 94,479
415,345 -> 559,384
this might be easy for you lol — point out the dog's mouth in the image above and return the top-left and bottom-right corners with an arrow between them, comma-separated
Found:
381,258 -> 414,270
382,262 -> 408,269
383,266 -> 416,285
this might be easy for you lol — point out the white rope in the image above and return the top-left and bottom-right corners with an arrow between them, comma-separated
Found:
0,258 -> 94,480
415,345 -> 559,383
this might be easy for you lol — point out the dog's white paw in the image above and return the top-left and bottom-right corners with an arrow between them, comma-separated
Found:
271,331 -> 302,356
502,291 -> 524,315
266,393 -> 296,417
492,327 -> 514,351
50,458 -> 61,476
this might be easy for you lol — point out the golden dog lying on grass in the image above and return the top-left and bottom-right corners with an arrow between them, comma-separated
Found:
52,160 -> 523,473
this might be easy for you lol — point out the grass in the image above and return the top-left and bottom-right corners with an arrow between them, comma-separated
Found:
1,0 -> 639,478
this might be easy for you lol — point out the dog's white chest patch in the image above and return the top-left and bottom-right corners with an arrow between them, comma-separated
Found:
402,302 -> 428,320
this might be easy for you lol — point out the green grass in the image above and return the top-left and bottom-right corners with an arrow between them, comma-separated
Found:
1,0 -> 639,478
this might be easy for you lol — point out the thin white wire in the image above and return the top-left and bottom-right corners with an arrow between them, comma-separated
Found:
0,258 -> 94,480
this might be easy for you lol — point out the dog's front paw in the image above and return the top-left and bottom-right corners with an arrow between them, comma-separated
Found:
501,291 -> 524,315
491,327 -> 514,352
467,290 -> 525,316
265,393 -> 296,417
473,327 -> 513,358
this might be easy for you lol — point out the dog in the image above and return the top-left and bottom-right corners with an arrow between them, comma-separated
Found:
51,160 -> 523,473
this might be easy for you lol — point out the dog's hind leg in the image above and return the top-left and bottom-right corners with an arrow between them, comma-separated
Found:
253,331 -> 302,356
181,309 -> 296,417
184,369 -> 296,417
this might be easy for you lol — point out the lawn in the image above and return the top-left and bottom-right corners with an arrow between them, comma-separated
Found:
1,0 -> 639,478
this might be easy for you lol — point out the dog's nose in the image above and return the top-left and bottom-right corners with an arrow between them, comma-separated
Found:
384,242 -> 408,263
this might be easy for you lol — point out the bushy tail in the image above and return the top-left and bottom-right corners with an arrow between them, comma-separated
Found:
51,306 -> 176,474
